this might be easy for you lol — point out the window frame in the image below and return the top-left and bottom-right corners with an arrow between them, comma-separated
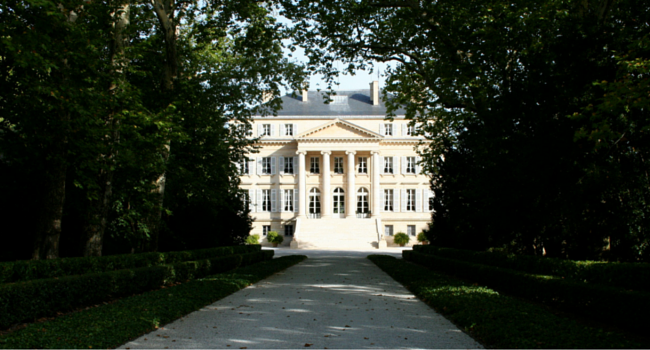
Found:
262,225 -> 271,236
357,157 -> 368,174
283,189 -> 294,212
383,156 -> 394,174
334,157 -> 344,174
262,124 -> 271,136
262,189 -> 271,212
384,123 -> 393,136
310,157 -> 320,174
406,156 -> 416,174
262,157 -> 272,175
407,225 -> 416,236
284,124 -> 293,136
383,189 -> 394,212
283,157 -> 294,174
406,189 -> 416,212
284,224 -> 294,236
385,225 -> 394,236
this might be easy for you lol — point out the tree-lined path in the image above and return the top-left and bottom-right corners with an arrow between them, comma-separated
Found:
119,249 -> 482,349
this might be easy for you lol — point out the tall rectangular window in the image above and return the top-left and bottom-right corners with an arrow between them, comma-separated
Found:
262,189 -> 271,212
262,124 -> 271,136
283,189 -> 294,212
284,224 -> 294,236
240,159 -> 249,175
334,157 -> 344,174
262,157 -> 272,175
383,157 -> 394,174
283,157 -> 294,174
406,125 -> 415,136
407,225 -> 416,236
385,225 -> 394,236
406,189 -> 416,211
263,225 -> 270,236
429,197 -> 435,211
406,156 -> 416,174
284,124 -> 293,136
384,189 -> 394,211
358,157 -> 368,174
310,157 -> 320,174
384,124 -> 393,136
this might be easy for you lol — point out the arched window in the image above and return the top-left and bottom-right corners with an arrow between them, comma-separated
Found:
357,188 -> 369,216
333,187 -> 345,216
309,188 -> 321,218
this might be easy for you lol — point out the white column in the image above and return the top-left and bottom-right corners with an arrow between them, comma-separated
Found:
297,151 -> 307,218
321,151 -> 331,218
346,151 -> 356,218
371,151 -> 381,218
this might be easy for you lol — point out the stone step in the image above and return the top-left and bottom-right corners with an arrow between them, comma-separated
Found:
295,218 -> 379,249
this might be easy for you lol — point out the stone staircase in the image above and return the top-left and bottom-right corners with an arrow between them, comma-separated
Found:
293,217 -> 380,249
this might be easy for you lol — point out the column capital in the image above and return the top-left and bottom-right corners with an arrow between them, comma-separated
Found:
321,151 -> 332,155
296,150 -> 307,155
371,150 -> 381,155
345,151 -> 357,155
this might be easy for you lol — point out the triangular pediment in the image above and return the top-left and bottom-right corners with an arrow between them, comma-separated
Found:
298,119 -> 383,140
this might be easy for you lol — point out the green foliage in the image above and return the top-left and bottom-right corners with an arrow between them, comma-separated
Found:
369,255 -> 643,348
0,250 -> 273,329
245,234 -> 260,245
0,245 -> 260,284
416,231 -> 428,244
266,231 -> 284,244
413,245 -> 650,292
0,255 -> 305,349
283,0 -> 650,262
403,250 -> 650,334
393,232 -> 410,246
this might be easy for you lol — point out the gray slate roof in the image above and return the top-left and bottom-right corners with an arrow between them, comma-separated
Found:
277,89 -> 406,116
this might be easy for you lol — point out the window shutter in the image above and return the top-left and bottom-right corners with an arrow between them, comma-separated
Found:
293,156 -> 299,175
394,189 -> 400,213
256,157 -> 262,175
402,124 -> 407,136
416,157 -> 421,174
271,157 -> 276,175
294,188 -> 299,213
271,189 -> 277,212
380,190 -> 385,212
293,123 -> 298,137
257,189 -> 263,212
280,189 -> 285,212
401,156 -> 406,175
270,124 -> 276,137
249,159 -> 255,175
380,156 -> 385,174
379,123 -> 385,136
248,189 -> 255,211
235,160 -> 241,173
401,189 -> 407,212
416,189 -> 423,212
279,157 -> 285,175
257,124 -> 263,137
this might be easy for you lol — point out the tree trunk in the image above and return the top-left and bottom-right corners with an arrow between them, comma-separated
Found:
83,3 -> 129,257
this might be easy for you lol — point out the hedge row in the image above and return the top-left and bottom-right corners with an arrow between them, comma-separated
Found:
404,250 -> 649,334
0,254 -> 306,349
0,245 -> 261,284
413,245 -> 650,292
369,255 -> 642,348
0,250 -> 272,329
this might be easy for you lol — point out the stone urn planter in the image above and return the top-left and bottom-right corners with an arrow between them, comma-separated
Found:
272,242 -> 278,247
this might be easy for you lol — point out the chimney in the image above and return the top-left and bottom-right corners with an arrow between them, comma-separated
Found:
369,80 -> 379,105
302,89 -> 308,102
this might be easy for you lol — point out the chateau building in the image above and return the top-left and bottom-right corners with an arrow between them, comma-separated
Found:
239,81 -> 433,249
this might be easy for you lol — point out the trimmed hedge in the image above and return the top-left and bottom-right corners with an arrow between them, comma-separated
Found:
0,255 -> 306,349
0,250 -> 272,329
0,245 -> 261,284
369,255 -> 642,348
404,250 -> 649,334
413,245 -> 650,292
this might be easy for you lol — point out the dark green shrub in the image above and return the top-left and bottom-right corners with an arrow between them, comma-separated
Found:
245,234 -> 260,245
0,250 -> 273,329
412,245 -> 650,292
267,231 -> 283,245
404,250 -> 649,334
393,232 -> 410,246
0,245 -> 260,284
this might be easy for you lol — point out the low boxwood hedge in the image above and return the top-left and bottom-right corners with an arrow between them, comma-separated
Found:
0,245 -> 261,284
0,254 -> 306,349
369,255 -> 642,348
0,250 -> 272,329
413,245 -> 650,292
404,250 -> 649,334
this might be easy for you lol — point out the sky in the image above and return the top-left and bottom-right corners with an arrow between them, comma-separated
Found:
277,15 -> 392,94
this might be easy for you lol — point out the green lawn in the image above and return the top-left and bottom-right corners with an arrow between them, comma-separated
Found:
368,254 -> 645,349
0,255 -> 306,349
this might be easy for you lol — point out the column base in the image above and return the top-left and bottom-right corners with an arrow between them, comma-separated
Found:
378,239 -> 387,249
290,239 -> 300,249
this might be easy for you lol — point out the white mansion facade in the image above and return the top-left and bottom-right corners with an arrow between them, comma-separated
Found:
239,82 -> 433,249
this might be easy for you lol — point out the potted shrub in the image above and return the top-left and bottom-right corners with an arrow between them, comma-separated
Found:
267,231 -> 284,247
245,234 -> 260,245
417,231 -> 429,245
393,232 -> 410,247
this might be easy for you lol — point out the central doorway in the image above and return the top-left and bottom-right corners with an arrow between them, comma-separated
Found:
333,187 -> 345,218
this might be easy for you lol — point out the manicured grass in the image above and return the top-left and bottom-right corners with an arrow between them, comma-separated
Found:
0,255 -> 307,349
368,255 -> 644,349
